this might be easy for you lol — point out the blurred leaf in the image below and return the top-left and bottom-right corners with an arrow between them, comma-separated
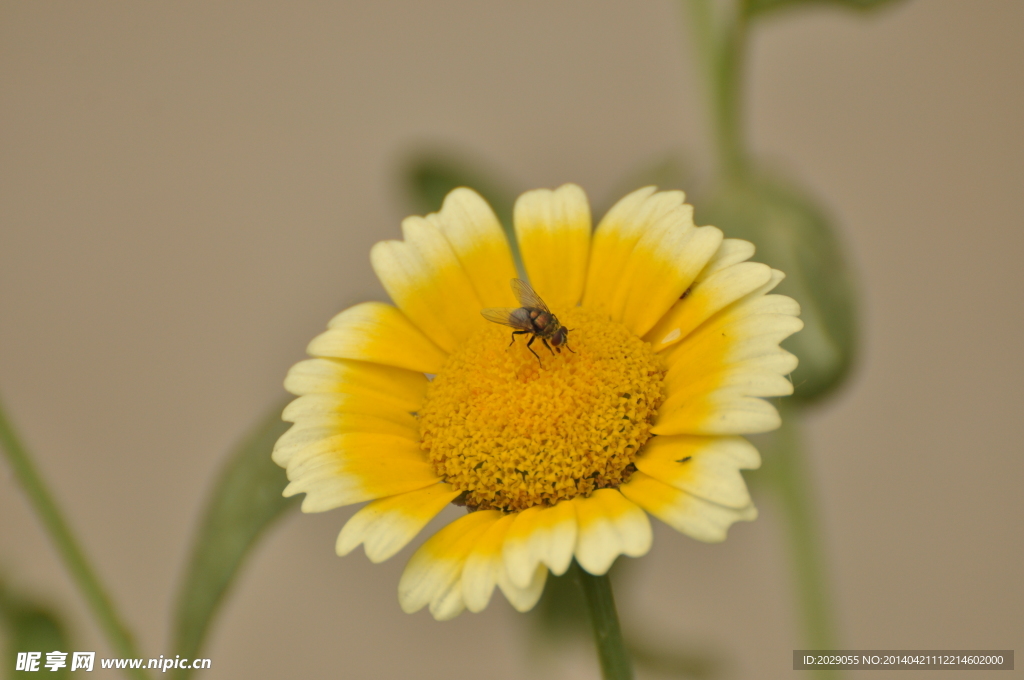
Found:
627,636 -> 723,679
403,151 -> 516,224
1,581 -> 71,678
402,150 -> 521,271
745,0 -> 905,19
171,403 -> 297,678
697,176 -> 857,402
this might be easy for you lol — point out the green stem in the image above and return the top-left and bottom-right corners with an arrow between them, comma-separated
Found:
685,1 -> 842,671
0,396 -> 150,680
684,0 -> 751,180
768,404 -> 842,679
576,564 -> 633,680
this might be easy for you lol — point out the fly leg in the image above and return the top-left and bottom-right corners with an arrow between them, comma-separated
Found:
509,330 -> 529,347
525,335 -> 542,363
562,329 -> 577,354
541,337 -> 556,355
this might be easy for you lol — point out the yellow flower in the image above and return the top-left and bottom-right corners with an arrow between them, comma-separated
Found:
273,184 -> 801,620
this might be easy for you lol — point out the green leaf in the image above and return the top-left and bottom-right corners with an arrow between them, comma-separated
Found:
745,0 -> 905,19
1,581 -> 71,678
401,150 -> 522,272
403,151 -> 515,223
171,403 -> 297,679
696,176 -> 858,402
627,637 -> 723,679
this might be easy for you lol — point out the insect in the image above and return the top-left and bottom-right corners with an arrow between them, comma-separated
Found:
481,279 -> 574,363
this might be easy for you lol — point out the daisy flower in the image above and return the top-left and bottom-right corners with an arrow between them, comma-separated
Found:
273,184 -> 801,620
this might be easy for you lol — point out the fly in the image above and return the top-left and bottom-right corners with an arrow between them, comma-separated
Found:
481,279 -> 575,363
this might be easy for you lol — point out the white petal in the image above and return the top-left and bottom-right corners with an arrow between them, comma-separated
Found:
309,302 -> 447,373
635,435 -> 759,509
645,261 -> 774,352
621,471 -> 757,543
425,188 -> 519,308
694,238 -> 755,281
572,490 -> 652,575
502,501 -> 577,588
371,218 -> 485,353
497,563 -> 548,613
336,483 -> 460,562
462,514 -> 516,613
398,511 -> 500,618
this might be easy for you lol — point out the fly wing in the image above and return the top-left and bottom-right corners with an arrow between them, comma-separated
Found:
481,307 -> 533,331
510,278 -> 549,311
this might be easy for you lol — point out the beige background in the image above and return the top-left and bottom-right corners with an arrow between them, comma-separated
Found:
2,1 -> 1022,678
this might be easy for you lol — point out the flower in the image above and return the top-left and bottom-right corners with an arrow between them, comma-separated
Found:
273,184 -> 801,620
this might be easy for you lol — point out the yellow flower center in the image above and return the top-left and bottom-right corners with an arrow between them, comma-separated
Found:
418,307 -> 665,513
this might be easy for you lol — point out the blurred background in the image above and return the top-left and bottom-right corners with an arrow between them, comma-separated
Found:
1,1 -> 1022,678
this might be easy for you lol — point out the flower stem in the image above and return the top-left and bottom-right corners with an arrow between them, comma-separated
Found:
684,1 -> 843,672
769,404 -> 842,680
575,564 -> 633,680
684,0 -> 751,181
0,395 -> 150,680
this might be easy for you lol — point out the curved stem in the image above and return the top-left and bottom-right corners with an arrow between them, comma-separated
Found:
0,396 -> 150,680
576,564 -> 633,680
684,2 -> 843,672
769,404 -> 842,679
684,0 -> 751,181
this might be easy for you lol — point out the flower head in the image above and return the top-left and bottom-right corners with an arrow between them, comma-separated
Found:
273,184 -> 801,620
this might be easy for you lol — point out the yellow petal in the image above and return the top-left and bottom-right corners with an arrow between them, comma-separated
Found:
284,358 -> 427,411
371,216 -> 485,353
652,265 -> 790,360
282,393 -> 418,430
398,510 -> 501,620
502,501 -> 577,588
645,261 -> 774,352
462,514 -> 516,612
425,188 -> 519,308
654,293 -> 803,436
663,308 -> 802,387
635,435 -> 759,509
514,184 -> 592,310
654,392 -> 784,436
581,187 -> 673,312
272,414 -> 418,468
582,187 -> 689,320
283,433 -> 438,513
308,302 -> 447,373
661,364 -> 796,411
572,489 -> 652,575
614,223 -> 723,337
336,482 -> 460,563
620,471 -> 757,543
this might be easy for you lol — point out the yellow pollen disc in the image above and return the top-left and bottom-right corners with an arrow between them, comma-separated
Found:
418,307 -> 665,513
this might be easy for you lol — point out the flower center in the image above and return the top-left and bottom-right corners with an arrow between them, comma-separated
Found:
418,307 -> 665,513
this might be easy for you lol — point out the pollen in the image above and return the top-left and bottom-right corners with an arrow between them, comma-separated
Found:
418,307 -> 665,513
